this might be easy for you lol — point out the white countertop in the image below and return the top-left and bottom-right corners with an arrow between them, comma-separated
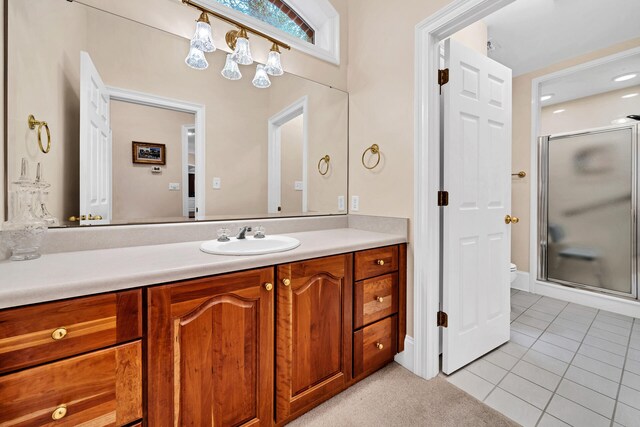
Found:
0,228 -> 406,309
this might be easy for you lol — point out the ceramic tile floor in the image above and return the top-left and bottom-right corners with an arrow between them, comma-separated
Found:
446,289 -> 640,427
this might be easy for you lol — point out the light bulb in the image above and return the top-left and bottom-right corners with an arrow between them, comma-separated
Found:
221,54 -> 242,80
264,44 -> 284,76
191,12 -> 215,53
185,46 -> 208,70
230,29 -> 253,65
252,64 -> 271,89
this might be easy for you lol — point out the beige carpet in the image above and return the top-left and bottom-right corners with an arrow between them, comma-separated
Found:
288,363 -> 519,427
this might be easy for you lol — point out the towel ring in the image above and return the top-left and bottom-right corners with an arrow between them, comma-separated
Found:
28,115 -> 51,154
318,155 -> 330,176
361,144 -> 381,170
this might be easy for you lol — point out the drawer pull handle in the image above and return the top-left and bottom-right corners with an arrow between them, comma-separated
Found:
376,296 -> 384,303
376,259 -> 385,266
375,342 -> 384,350
264,282 -> 273,291
51,327 -> 68,340
51,404 -> 67,420
282,278 -> 291,287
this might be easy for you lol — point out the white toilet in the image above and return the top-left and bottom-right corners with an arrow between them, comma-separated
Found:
510,263 -> 517,284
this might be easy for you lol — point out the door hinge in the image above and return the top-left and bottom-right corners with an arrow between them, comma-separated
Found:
437,191 -> 449,207
437,311 -> 448,328
438,68 -> 449,94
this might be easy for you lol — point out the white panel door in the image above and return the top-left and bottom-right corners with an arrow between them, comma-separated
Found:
442,39 -> 513,374
80,51 -> 111,225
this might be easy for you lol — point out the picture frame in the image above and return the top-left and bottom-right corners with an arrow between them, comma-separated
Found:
132,142 -> 166,165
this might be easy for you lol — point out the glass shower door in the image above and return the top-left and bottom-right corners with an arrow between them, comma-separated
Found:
540,125 -> 637,297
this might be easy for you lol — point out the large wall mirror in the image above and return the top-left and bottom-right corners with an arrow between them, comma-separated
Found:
5,0 -> 348,227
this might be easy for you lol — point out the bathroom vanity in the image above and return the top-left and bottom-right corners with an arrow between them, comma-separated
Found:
0,229 -> 406,426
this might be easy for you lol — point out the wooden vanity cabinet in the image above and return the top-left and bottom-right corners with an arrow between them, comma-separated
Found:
275,254 -> 353,424
146,267 -> 275,427
0,290 -> 143,426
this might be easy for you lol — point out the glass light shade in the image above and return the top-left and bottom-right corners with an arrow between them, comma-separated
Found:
221,54 -> 242,80
230,37 -> 253,65
191,20 -> 216,53
252,64 -> 271,89
264,50 -> 284,76
185,46 -> 208,70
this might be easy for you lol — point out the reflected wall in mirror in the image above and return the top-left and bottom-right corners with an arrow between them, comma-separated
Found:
6,0 -> 348,227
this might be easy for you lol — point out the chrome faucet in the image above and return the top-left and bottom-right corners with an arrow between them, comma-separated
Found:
236,226 -> 251,239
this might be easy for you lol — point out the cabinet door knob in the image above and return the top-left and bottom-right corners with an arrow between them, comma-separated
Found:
282,278 -> 291,287
376,259 -> 385,266
264,282 -> 273,291
51,327 -> 67,340
375,342 -> 384,350
376,296 -> 384,303
51,404 -> 67,420
505,215 -> 520,224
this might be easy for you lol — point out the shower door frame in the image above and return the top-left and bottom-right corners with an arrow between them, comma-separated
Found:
537,124 -> 639,300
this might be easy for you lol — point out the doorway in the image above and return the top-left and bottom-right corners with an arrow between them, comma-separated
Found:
267,97 -> 309,214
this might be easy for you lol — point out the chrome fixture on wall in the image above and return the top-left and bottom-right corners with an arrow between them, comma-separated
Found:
181,0 -> 290,88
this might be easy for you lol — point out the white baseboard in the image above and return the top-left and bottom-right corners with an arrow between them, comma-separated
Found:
394,335 -> 415,372
511,271 -> 530,292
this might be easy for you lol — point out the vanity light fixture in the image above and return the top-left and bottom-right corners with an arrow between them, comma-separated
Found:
622,93 -> 639,99
252,64 -> 271,89
229,28 -> 254,65
553,109 -> 565,114
221,53 -> 242,80
191,12 -> 216,53
264,43 -> 284,76
613,73 -> 638,82
540,94 -> 554,102
181,0 -> 291,87
185,45 -> 208,70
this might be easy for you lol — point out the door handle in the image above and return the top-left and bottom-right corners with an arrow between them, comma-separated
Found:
505,215 -> 519,224
68,214 -> 103,222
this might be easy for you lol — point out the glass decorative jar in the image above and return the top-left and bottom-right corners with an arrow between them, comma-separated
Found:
34,163 -> 59,227
0,159 -> 48,261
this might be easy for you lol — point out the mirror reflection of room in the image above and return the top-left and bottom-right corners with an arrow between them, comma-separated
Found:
6,0 -> 348,227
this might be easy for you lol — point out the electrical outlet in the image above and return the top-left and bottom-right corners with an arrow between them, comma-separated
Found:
351,195 -> 359,212
169,183 -> 180,191
338,196 -> 345,211
294,181 -> 303,191
212,177 -> 221,189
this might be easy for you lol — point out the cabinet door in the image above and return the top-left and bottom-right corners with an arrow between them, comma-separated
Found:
275,254 -> 353,422
147,268 -> 274,427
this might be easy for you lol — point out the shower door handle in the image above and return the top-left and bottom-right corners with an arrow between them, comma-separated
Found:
505,215 -> 519,224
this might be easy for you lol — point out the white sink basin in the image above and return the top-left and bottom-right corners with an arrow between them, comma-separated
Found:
200,235 -> 301,256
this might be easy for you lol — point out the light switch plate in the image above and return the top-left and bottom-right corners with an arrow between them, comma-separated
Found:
212,177 -> 221,189
151,166 -> 162,174
338,196 -> 345,211
351,195 -> 359,211
169,183 -> 180,191
294,181 -> 303,191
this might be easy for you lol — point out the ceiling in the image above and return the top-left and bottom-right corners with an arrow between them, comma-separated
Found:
539,53 -> 640,106
484,0 -> 640,77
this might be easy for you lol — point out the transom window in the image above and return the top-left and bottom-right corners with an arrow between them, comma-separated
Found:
215,0 -> 315,43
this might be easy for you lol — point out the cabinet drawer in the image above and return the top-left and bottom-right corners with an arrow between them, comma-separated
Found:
354,273 -> 398,329
353,316 -> 397,378
354,246 -> 398,281
0,289 -> 141,374
0,341 -> 142,426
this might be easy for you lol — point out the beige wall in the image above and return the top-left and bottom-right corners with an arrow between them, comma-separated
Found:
280,115 -> 303,213
452,21 -> 488,56
511,37 -> 640,273
541,85 -> 640,135
111,101 -> 194,221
